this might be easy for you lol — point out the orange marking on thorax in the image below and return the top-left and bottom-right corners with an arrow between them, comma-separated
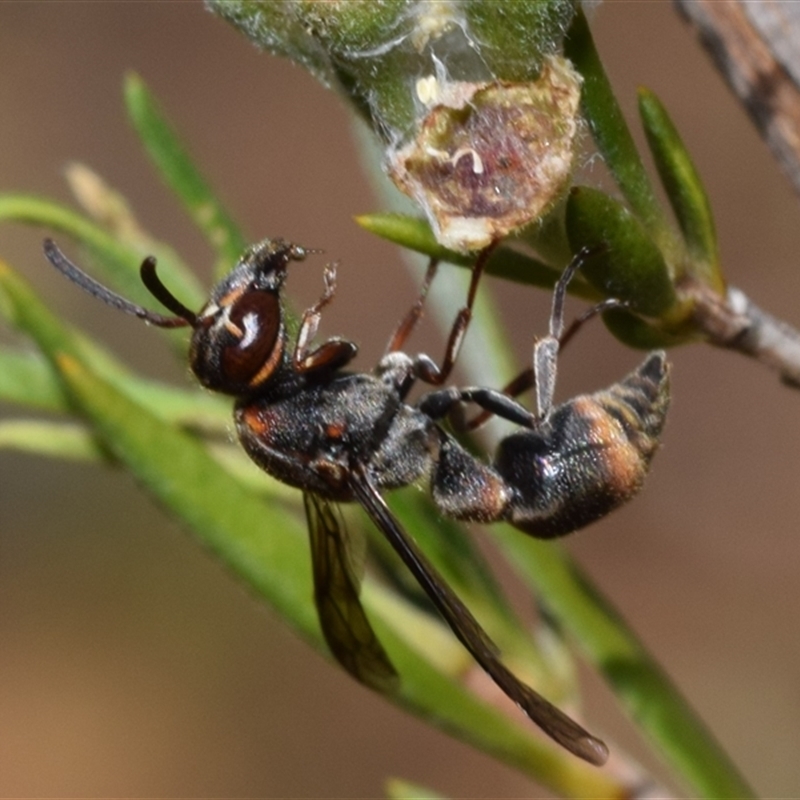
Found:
241,407 -> 269,436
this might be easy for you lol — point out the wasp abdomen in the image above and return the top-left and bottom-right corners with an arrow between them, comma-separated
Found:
495,351 -> 670,539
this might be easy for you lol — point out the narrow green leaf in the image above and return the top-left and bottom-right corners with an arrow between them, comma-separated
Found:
0,349 -> 68,411
495,530 -> 757,800
356,212 -> 599,300
0,256 -> 282,499
566,186 -> 677,317
110,377 -> 232,434
125,72 -> 248,277
0,262 -> 230,434
64,161 -> 210,303
385,777 -> 449,800
564,9 -> 671,251
0,419 -> 102,461
0,384 -> 289,514
355,212 -> 474,266
638,88 -> 724,293
0,193 -> 205,311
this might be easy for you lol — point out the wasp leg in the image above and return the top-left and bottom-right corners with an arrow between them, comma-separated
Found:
415,243 -> 497,386
418,386 -> 537,429
384,257 -> 440,354
293,260 -> 358,374
388,243 -> 498,392
458,368 -> 540,432
559,297 -> 627,350
535,245 -> 609,419
461,297 -> 626,431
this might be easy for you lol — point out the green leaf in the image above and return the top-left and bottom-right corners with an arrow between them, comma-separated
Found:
125,72 -> 248,277
385,777 -> 449,800
601,307 -> 695,350
0,260 -> 233,435
0,193 -> 205,312
566,186 -> 677,317
0,374 -> 290,495
0,419 -> 102,461
638,87 -> 724,293
356,212 -> 599,300
0,349 -> 68,411
494,530 -> 757,800
564,9 -> 671,251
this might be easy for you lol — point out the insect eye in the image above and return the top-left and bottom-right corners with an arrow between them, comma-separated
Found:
221,290 -> 282,387
190,289 -> 283,393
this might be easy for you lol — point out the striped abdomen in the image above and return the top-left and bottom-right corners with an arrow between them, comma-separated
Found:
494,351 -> 670,538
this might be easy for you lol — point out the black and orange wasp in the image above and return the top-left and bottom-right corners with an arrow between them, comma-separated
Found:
44,236 -> 669,765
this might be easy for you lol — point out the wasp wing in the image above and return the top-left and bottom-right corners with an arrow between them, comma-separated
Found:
348,469 -> 609,766
303,491 -> 399,693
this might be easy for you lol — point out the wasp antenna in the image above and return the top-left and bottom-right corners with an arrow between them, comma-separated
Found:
43,239 -> 190,329
139,258 -> 197,325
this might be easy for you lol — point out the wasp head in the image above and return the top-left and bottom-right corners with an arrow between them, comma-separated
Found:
44,237 -> 311,397
190,238 -> 308,395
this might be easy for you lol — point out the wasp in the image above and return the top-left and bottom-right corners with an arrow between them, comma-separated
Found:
44,237 -> 669,766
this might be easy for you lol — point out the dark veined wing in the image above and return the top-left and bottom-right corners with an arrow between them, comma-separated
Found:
303,492 -> 399,693
349,468 -> 609,767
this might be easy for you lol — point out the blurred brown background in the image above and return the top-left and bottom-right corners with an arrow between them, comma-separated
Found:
2,2 -> 800,797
